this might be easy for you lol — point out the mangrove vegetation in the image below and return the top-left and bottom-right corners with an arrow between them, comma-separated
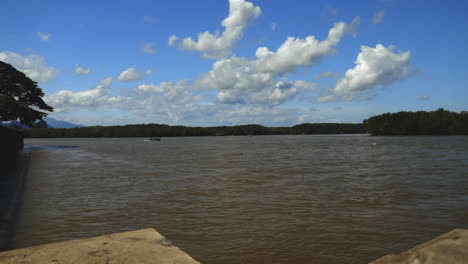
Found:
17,123 -> 367,138
365,108 -> 468,135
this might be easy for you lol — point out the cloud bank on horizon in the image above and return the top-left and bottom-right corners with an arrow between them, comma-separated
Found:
1,0 -> 465,126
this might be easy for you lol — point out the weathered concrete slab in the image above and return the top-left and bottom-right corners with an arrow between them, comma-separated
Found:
369,229 -> 468,264
2,228 -> 467,263
0,229 -> 200,264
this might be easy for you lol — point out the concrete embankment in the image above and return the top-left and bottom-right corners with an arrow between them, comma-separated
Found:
0,126 -> 27,250
369,228 -> 468,264
0,228 -> 466,263
0,228 -> 200,264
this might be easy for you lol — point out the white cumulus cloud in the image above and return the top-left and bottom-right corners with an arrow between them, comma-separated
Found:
253,17 -> 360,73
134,81 -> 299,125
137,80 -> 202,102
195,19 -> 358,105
0,51 -> 57,82
249,82 -> 298,105
168,35 -> 178,46
332,44 -> 413,100
45,77 -> 128,112
134,81 -> 205,123
38,32 -> 51,41
118,67 -> 142,82
142,42 -> 155,54
74,64 -> 91,75
293,80 -> 318,91
180,0 -> 261,59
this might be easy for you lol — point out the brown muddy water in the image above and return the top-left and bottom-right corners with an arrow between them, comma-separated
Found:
12,135 -> 468,263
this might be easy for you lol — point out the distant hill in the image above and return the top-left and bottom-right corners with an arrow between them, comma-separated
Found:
0,117 -> 83,129
43,117 -> 83,128
0,120 -> 30,128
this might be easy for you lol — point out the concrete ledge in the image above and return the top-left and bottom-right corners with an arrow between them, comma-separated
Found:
369,229 -> 468,264
0,229 -> 200,264
1,228 -> 467,263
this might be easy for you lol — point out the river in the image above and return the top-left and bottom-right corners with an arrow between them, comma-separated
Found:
12,135 -> 468,263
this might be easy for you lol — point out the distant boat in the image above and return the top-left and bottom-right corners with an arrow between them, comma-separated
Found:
149,137 -> 161,141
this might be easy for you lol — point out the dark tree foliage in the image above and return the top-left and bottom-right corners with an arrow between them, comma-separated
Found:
34,120 -> 48,128
20,123 -> 366,138
0,61 -> 53,127
292,123 -> 366,134
365,108 -> 468,135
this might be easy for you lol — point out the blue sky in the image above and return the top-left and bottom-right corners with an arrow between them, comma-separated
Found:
1,0 -> 467,126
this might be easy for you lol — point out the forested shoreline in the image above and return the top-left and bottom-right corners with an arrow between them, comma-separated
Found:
17,123 -> 367,138
4,109 -> 468,138
365,108 -> 468,135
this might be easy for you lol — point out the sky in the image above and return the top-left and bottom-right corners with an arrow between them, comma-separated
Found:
1,0 -> 467,126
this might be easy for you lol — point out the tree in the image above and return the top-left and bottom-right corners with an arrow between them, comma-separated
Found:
0,61 -> 53,127
34,120 -> 49,128
365,109 -> 468,135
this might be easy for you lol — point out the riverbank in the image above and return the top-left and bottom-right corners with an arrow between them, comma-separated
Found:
370,228 -> 468,263
0,228 -> 200,264
0,151 -> 30,250
0,228 -> 467,263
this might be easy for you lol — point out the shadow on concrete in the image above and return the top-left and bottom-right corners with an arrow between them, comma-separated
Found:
0,151 -> 30,251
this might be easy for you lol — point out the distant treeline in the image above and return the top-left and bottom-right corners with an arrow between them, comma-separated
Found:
11,109 -> 468,138
19,123 -> 367,138
365,108 -> 468,135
